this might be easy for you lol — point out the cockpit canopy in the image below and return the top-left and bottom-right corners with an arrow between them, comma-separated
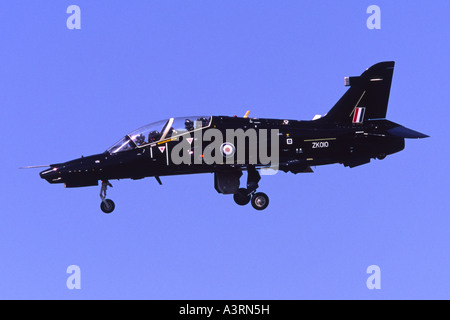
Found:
107,116 -> 211,154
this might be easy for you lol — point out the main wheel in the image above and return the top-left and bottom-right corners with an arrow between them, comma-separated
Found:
251,192 -> 269,211
233,188 -> 251,206
100,199 -> 115,214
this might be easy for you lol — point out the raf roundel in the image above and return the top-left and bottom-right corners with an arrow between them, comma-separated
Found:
220,142 -> 236,158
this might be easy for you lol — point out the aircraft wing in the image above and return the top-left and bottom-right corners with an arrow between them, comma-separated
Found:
277,160 -> 314,174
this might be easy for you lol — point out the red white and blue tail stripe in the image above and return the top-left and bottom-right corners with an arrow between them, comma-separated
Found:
352,107 -> 366,124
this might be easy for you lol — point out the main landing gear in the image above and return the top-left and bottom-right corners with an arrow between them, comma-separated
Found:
233,166 -> 270,211
100,180 -> 115,214
234,189 -> 269,210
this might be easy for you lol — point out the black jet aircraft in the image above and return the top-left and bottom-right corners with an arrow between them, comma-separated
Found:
33,61 -> 428,213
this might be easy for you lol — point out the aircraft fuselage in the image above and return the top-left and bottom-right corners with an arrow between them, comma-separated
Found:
40,116 -> 406,188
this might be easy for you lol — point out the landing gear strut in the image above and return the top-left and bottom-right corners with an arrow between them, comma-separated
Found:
100,180 -> 115,214
233,166 -> 270,211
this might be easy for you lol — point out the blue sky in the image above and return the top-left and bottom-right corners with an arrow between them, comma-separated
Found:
1,1 -> 449,299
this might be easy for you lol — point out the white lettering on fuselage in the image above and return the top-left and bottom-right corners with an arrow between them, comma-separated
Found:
312,141 -> 329,149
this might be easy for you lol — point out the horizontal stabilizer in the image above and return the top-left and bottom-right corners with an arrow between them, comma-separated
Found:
388,126 -> 429,139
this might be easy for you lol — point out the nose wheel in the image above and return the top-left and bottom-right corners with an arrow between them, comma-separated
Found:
100,199 -> 115,214
99,180 -> 115,214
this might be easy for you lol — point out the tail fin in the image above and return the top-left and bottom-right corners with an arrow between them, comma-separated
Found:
321,61 -> 395,123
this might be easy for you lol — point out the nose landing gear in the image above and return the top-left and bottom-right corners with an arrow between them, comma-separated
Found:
100,180 -> 115,214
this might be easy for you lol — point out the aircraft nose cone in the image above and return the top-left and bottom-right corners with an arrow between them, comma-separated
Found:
40,167 -> 63,183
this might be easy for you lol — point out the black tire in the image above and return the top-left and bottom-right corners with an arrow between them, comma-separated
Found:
100,199 -> 115,214
233,188 -> 251,206
251,192 -> 269,211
